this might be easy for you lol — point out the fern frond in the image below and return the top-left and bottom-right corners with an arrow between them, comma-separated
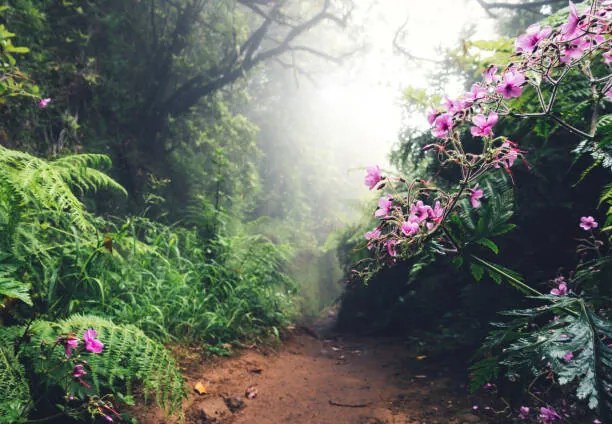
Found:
25,314 -> 185,417
0,332 -> 31,423
0,146 -> 126,231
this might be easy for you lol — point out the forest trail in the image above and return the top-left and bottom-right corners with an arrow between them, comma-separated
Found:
136,313 -> 489,424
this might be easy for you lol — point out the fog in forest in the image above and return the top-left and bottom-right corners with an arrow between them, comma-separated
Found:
242,0 -> 497,313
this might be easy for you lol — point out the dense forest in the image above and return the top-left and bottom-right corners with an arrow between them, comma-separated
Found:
0,0 -> 610,423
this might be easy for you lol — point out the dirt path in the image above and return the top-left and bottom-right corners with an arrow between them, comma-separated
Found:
136,327 -> 491,424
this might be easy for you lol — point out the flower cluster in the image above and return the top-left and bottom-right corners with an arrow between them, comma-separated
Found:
363,176 -> 447,258
362,1 -> 610,266
57,329 -> 118,422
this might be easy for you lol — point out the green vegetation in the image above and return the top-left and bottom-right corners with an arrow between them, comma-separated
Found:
0,1 -> 343,421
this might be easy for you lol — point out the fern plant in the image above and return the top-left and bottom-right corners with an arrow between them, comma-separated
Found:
21,314 -> 185,417
0,146 -> 126,232
0,330 -> 30,424
0,147 -> 125,309
472,295 -> 611,419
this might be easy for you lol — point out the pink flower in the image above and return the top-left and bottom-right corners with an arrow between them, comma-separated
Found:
560,1 -> 580,39
426,107 -> 440,125
470,112 -> 498,137
401,220 -> 420,236
374,195 -> 393,218
495,141 -> 522,169
365,228 -> 381,241
579,216 -> 598,230
539,406 -> 561,423
463,84 -> 488,104
410,201 -> 432,222
496,69 -> 526,99
550,282 -> 568,296
428,201 -> 444,224
385,239 -> 398,257
563,351 -> 574,362
364,165 -> 382,190
431,113 -> 454,138
104,416 -> 114,422
83,328 -> 104,354
72,364 -> 87,378
37,98 -> 51,108
560,36 -> 590,63
469,186 -> 484,208
515,24 -> 552,53
443,96 -> 466,114
483,65 -> 500,84
365,228 -> 381,250
519,406 -> 530,420
603,50 -> 612,64
63,336 -> 79,357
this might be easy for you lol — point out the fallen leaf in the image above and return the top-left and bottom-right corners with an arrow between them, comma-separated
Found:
416,355 -> 428,360
414,374 -> 428,379
194,381 -> 208,395
245,385 -> 258,399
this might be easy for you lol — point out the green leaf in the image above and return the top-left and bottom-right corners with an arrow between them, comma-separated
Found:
470,262 -> 484,282
490,223 -> 516,237
476,238 -> 499,254
452,256 -> 464,268
487,268 -> 502,284
0,277 -> 32,306
4,46 -> 29,54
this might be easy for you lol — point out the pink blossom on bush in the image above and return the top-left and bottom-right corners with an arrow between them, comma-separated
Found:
463,84 -> 488,105
560,1 -> 580,39
72,364 -> 87,378
579,216 -> 598,230
431,113 -> 453,138
495,141 -> 522,169
539,406 -> 561,423
426,107 -> 440,125
550,282 -> 568,296
519,406 -> 530,420
515,24 -> 552,53
496,69 -> 526,99
443,96 -> 466,114
560,37 -> 590,63
470,112 -> 498,137
375,195 -> 393,218
428,201 -> 444,224
483,65 -> 499,84
563,351 -> 574,362
364,165 -> 382,190
385,239 -> 398,257
401,220 -> 420,236
37,98 -> 51,108
63,336 -> 79,357
410,201 -> 432,222
365,228 -> 381,241
603,50 -> 612,64
83,328 -> 104,354
469,186 -> 484,208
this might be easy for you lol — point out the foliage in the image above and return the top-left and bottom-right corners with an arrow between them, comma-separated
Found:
341,2 -> 612,421
473,295 -> 611,413
24,314 -> 185,417
0,339 -> 30,423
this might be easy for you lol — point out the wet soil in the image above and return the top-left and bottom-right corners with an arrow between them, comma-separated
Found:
134,323 -> 496,424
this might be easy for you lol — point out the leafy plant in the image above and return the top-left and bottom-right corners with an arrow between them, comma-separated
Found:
23,314 -> 186,417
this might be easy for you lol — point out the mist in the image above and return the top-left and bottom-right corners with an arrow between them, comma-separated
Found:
242,0 -> 498,314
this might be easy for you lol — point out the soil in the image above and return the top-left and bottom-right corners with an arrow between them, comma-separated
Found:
134,314 -> 498,424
